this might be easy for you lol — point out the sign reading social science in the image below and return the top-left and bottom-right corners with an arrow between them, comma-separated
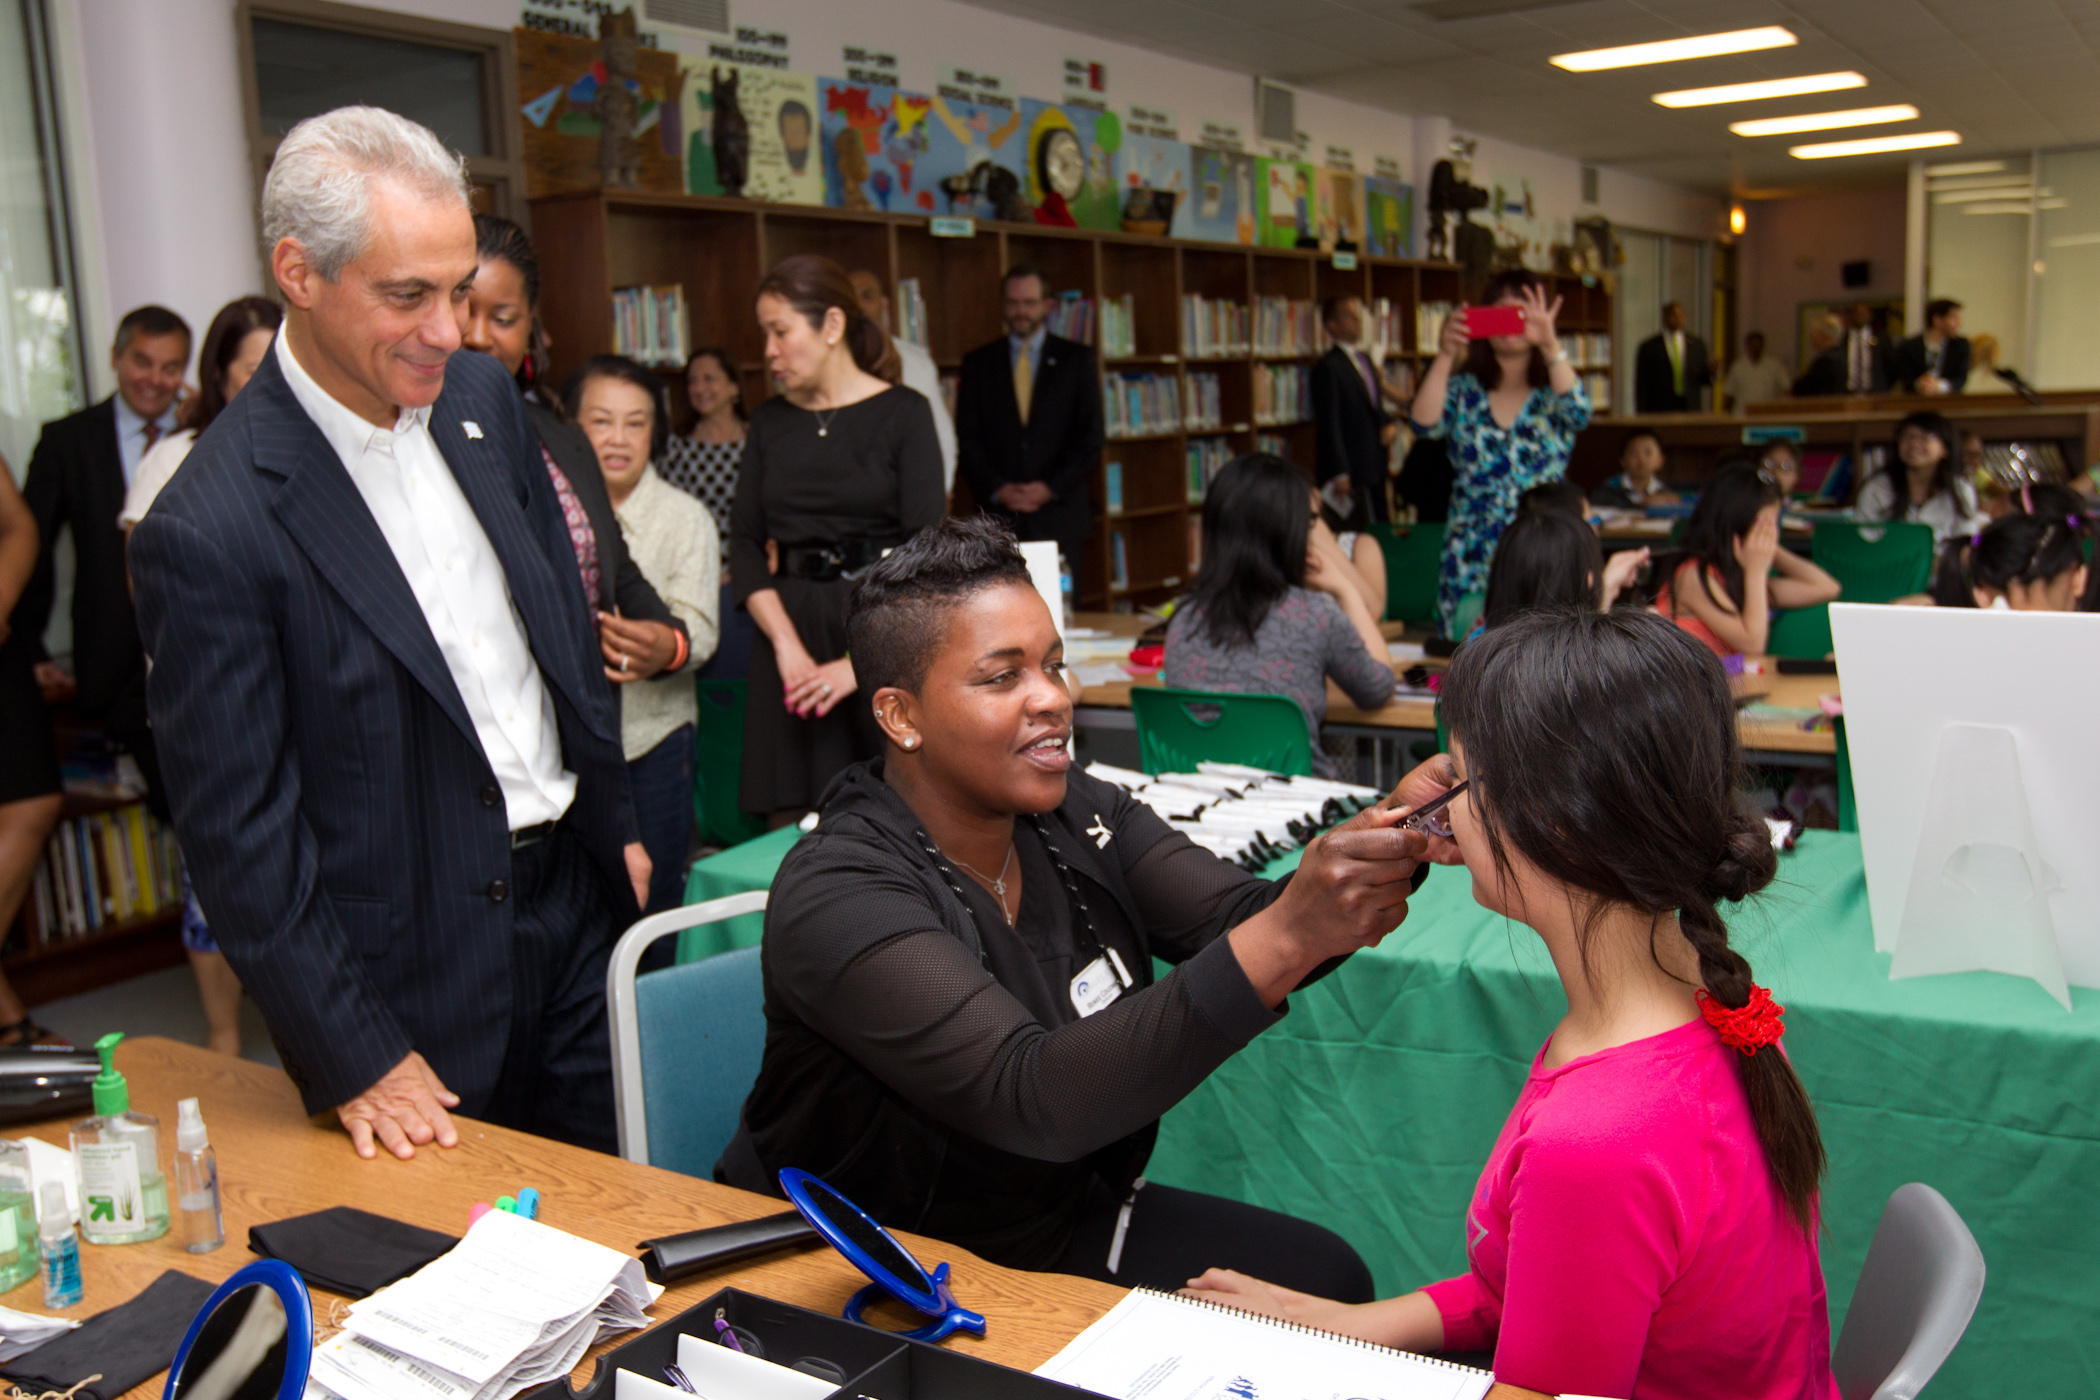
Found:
937,65 -> 1017,111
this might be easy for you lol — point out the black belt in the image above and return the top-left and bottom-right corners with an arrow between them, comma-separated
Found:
780,538 -> 897,581
509,821 -> 556,849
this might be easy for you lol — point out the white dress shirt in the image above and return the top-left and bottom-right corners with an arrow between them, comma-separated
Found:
274,332 -> 576,829
895,338 -> 958,491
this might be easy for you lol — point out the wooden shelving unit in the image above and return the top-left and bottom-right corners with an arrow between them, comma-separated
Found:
529,190 -> 1612,610
4,793 -> 182,1007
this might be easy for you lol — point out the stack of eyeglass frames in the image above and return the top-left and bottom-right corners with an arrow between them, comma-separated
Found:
1085,762 -> 1382,870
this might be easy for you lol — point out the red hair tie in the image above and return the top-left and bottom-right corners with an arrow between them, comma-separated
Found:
1697,985 -> 1785,1056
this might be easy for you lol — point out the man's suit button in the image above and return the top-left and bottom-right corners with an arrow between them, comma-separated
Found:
480,786 -> 501,807
487,879 -> 508,903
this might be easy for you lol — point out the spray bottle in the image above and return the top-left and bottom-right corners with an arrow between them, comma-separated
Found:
36,1182 -> 80,1309
173,1097 -> 223,1253
69,1033 -> 168,1245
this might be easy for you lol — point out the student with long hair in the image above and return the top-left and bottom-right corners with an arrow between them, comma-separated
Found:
1165,454 -> 1394,777
1408,269 -> 1591,635
734,254 -> 943,824
1478,508 -> 1646,633
1188,609 -> 1839,1400
1928,483 -> 2090,608
1855,411 -> 1985,544
1965,510 -> 2091,611
1655,458 -> 1838,656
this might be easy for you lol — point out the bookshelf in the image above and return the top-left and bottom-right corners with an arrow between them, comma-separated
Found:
528,189 -> 1612,610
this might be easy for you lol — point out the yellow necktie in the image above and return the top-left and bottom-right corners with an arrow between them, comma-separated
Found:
1667,335 -> 1684,396
1014,348 -> 1034,425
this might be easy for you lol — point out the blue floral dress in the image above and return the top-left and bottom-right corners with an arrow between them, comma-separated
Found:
1419,374 -> 1591,631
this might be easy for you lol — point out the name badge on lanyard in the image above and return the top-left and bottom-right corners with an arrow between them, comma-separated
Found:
1070,947 -> 1133,1018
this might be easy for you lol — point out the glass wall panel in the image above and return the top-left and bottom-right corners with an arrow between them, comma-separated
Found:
1614,229 -> 1662,416
2035,148 -> 2100,389
1927,157 -> 2034,387
0,0 -> 81,480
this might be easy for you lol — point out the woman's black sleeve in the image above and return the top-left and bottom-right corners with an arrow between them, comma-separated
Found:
766,836 -> 1283,1163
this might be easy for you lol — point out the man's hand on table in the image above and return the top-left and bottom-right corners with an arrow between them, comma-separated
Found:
338,1051 -> 461,1160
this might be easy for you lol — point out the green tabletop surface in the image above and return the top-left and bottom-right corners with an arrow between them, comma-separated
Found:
676,824 -> 2100,1395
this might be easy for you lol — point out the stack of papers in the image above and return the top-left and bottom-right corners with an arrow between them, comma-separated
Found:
308,1208 -> 660,1400
0,1305 -> 77,1364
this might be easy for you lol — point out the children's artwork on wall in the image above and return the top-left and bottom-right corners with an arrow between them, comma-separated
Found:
1020,100 -> 1122,228
819,78 -> 934,211
920,90 -> 1029,220
1489,170 -> 1556,270
1256,157 -> 1317,249
1313,168 -> 1365,253
683,63 -> 823,203
1363,177 -> 1413,258
517,26 -> 686,197
1176,147 -> 1256,245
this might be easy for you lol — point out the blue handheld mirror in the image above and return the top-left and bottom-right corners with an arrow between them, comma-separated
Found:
163,1259 -> 314,1399
778,1167 -> 986,1344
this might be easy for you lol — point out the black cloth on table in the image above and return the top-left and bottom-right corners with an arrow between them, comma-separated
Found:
720,760 -> 1351,1272
1,1268 -> 215,1400
728,387 -> 944,814
248,1204 -> 458,1298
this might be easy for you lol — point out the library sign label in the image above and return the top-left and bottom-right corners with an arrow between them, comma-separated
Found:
1128,105 -> 1178,141
842,45 -> 899,87
938,65 -> 1017,111
1064,57 -> 1108,111
1199,120 -> 1244,151
709,27 -> 790,68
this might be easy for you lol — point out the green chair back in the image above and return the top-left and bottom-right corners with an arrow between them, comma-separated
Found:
1813,521 -> 1937,604
1452,591 -> 1486,640
1131,687 -> 1314,777
693,680 -> 766,849
1767,605 -> 1834,659
1369,522 -> 1444,626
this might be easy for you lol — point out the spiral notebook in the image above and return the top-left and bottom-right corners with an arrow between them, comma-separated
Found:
1034,1288 -> 1492,1400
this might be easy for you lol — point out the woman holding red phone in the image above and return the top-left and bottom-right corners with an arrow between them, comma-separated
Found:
1409,270 -> 1591,635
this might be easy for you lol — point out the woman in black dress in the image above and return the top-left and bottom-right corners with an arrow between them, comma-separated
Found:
734,255 -> 944,824
0,458 -> 64,1042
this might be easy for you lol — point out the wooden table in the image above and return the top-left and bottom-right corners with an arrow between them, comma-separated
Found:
19,1039 -> 1120,1399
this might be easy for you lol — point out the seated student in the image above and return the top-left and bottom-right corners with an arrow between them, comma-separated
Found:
1476,509 -> 1647,636
1187,609 -> 1839,1400
1593,429 -> 1680,509
1760,440 -> 1802,498
1313,483 -> 1388,622
1965,512 -> 2089,611
1927,483 -> 2088,606
1513,478 -> 1589,521
1854,411 -> 1986,546
1165,454 -> 1395,776
1654,459 -> 1840,657
720,514 -> 1457,1296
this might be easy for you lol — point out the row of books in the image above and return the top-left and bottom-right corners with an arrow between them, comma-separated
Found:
1098,295 -> 1137,359
1104,372 -> 1184,438
1106,524 -> 1201,593
1254,432 -> 1290,459
1187,435 -> 1233,502
1416,302 -> 1459,353
1253,363 -> 1312,425
1562,332 -> 1612,369
1253,297 -> 1320,356
1580,373 -> 1611,410
1181,295 -> 1251,358
1044,292 -> 1096,346
895,277 -> 930,348
1379,357 -> 1419,402
1369,298 -> 1408,354
25,804 -> 183,946
1109,529 -> 1130,591
611,284 -> 688,368
1184,371 -> 1223,430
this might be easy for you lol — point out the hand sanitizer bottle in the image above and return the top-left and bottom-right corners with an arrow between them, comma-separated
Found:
69,1033 -> 169,1245
36,1182 -> 80,1308
173,1097 -> 223,1253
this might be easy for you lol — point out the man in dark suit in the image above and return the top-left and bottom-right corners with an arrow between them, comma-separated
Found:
1798,302 -> 1892,397
1311,297 -> 1392,522
1891,299 -> 1971,396
131,108 -> 647,1160
955,263 -> 1103,570
1633,302 -> 1713,412
18,305 -> 191,795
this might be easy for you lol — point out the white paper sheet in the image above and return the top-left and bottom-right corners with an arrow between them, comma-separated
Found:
676,1332 -> 836,1399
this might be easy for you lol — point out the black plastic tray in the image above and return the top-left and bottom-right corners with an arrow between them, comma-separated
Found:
537,1286 -> 1105,1399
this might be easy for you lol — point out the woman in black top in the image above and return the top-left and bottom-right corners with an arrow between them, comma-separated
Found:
733,255 -> 943,821
720,516 -> 1457,1296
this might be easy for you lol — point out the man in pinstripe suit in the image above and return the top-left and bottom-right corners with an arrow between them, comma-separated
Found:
130,108 -> 649,1159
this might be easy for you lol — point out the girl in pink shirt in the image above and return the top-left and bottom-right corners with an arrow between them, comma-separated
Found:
1188,608 -> 1838,1400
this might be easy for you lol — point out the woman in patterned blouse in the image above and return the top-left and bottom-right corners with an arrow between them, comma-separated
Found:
1410,269 -> 1591,635
661,347 -> 747,545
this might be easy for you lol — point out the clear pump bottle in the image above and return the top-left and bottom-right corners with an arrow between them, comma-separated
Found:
173,1097 -> 222,1253
69,1033 -> 168,1245
36,1182 -> 80,1308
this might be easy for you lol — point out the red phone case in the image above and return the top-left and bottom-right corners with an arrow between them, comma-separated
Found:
1466,305 -> 1528,338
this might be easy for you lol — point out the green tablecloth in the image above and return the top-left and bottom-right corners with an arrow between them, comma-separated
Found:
677,825 -> 803,961
675,825 -> 2100,1394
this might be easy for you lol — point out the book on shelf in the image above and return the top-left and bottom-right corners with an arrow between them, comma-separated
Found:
1252,363 -> 1312,425
1104,372 -> 1183,438
895,276 -> 930,348
1560,330 -> 1612,369
1370,297 -> 1409,355
1252,297 -> 1318,356
22,802 -> 183,949
1098,294 -> 1137,358
1416,301 -> 1458,353
1110,530 -> 1129,591
611,284 -> 688,367
1105,460 -> 1124,515
1183,371 -> 1222,431
1186,435 -> 1232,502
1582,372 -> 1610,408
1180,295 -> 1249,357
1254,432 -> 1289,459
1045,291 -> 1096,345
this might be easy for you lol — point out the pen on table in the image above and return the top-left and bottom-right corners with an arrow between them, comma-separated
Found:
516,1187 -> 540,1220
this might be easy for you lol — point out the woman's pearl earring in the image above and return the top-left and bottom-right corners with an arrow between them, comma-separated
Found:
903,737 -> 917,749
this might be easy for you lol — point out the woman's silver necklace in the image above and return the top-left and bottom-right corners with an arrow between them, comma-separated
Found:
811,404 -> 842,437
943,843 -> 1016,925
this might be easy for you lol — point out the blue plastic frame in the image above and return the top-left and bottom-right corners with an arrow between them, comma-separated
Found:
163,1258 -> 314,1400
778,1168 -> 986,1343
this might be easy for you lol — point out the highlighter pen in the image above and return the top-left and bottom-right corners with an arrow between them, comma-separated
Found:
516,1188 -> 541,1221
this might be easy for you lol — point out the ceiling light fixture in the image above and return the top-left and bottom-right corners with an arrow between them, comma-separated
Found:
1729,204 -> 1747,235
1790,131 -> 1960,160
1933,186 -> 2047,204
1928,174 -> 2034,192
1654,72 -> 1866,108
1729,104 -> 1918,137
1925,160 -> 2006,177
1552,25 -> 1795,72
1962,202 -> 2039,216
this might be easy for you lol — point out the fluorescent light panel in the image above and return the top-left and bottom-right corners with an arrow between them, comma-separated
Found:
1791,130 -> 1961,159
1933,186 -> 2047,204
1654,72 -> 1866,108
1552,25 -> 1794,72
1925,160 -> 2006,176
1928,173 -> 2034,192
1963,202 -> 2039,216
1729,104 -> 1917,136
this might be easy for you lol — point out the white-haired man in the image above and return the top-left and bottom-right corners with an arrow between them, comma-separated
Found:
131,107 -> 649,1159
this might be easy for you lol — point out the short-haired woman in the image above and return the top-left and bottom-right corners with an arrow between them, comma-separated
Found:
733,254 -> 944,825
722,514 -> 1456,1294
1410,270 -> 1591,635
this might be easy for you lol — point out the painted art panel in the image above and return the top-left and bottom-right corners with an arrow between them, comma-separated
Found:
1177,147 -> 1256,245
916,88 -> 1030,220
681,63 -> 823,204
1313,168 -> 1366,253
1364,177 -> 1413,258
819,77 -> 936,213
517,26 -> 686,198
1018,99 -> 1123,229
1255,157 -> 1318,250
